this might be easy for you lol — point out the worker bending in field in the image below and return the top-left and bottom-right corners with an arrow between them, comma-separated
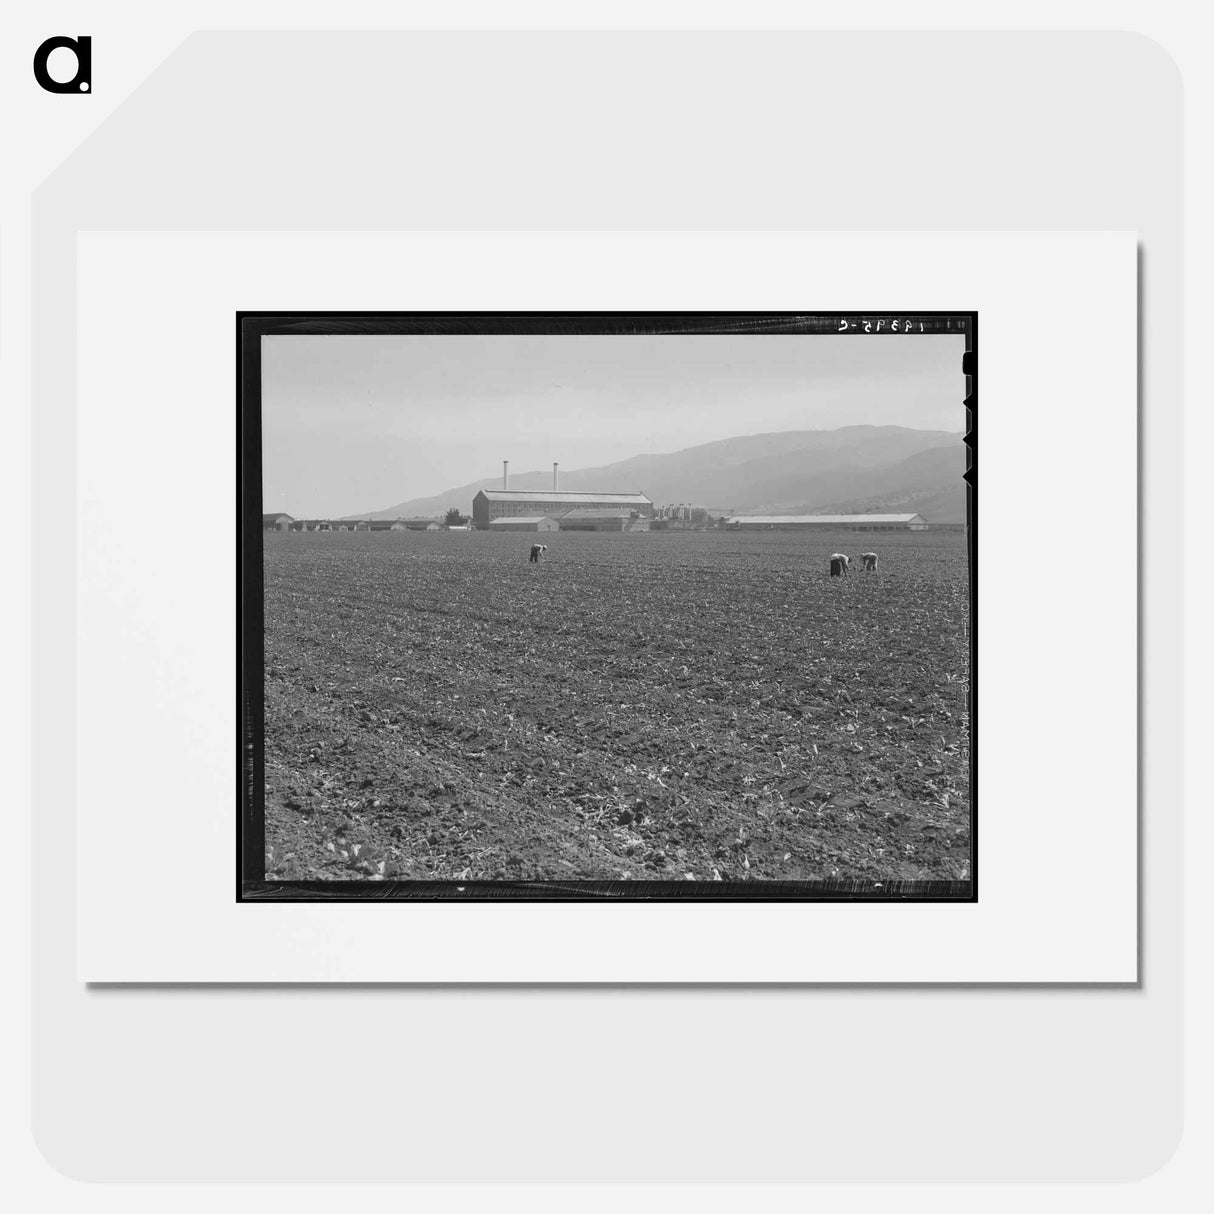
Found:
860,552 -> 878,571
529,543 -> 548,564
829,552 -> 850,577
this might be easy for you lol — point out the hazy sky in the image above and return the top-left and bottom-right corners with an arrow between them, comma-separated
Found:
262,333 -> 966,517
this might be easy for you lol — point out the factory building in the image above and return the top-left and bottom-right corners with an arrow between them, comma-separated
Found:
474,490 -> 654,528
472,459 -> 653,529
725,513 -> 929,531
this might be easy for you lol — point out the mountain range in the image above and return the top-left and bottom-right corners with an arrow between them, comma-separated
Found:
349,425 -> 967,522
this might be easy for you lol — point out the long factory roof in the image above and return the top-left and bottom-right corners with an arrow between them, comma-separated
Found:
726,514 -> 926,525
477,489 -> 652,505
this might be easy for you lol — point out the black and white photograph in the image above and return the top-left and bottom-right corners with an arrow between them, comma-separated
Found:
240,313 -> 975,899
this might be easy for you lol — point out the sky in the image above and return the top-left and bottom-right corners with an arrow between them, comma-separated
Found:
261,332 -> 966,518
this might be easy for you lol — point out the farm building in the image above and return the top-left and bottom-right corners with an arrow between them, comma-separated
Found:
558,510 -> 650,533
488,515 -> 561,532
361,518 -> 439,532
725,513 -> 929,531
473,489 -> 654,528
263,513 -> 294,531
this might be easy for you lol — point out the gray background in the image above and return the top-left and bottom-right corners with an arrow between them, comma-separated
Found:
31,32 -> 1180,1181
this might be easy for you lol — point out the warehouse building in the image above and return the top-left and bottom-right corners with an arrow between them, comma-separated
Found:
473,490 -> 654,528
488,515 -> 561,533
725,513 -> 929,531
263,512 -> 294,531
472,460 -> 654,529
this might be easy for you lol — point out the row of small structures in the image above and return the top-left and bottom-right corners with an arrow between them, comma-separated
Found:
267,475 -> 949,534
266,457 -> 957,533
264,508 -> 948,533
262,509 -> 651,533
262,514 -> 445,532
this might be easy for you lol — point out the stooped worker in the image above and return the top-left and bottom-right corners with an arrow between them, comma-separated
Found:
861,552 -> 878,571
829,552 -> 850,577
529,543 -> 548,564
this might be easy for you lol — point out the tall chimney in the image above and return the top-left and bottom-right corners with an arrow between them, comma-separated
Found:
553,462 -> 559,492
502,460 -> 509,490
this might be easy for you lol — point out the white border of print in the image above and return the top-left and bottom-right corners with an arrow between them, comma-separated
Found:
75,230 -> 1136,982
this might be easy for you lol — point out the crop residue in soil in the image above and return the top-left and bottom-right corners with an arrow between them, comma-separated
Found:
262,529 -> 971,884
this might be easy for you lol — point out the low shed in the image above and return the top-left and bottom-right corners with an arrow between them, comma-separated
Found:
489,515 -> 560,532
726,513 -> 928,531
559,510 -> 650,533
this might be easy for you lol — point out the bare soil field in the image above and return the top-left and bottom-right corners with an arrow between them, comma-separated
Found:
262,529 -> 971,886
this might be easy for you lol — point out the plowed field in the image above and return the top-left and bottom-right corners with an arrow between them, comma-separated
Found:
262,529 -> 971,885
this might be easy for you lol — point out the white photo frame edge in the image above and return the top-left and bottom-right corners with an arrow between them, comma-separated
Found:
73,229 -> 1137,982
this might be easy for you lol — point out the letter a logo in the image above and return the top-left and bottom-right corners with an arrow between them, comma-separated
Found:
34,36 -> 92,93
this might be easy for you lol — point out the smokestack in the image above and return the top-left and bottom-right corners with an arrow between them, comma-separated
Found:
553,462 -> 559,492
503,460 -> 509,490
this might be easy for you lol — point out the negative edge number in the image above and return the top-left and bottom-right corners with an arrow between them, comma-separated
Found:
838,319 -> 928,333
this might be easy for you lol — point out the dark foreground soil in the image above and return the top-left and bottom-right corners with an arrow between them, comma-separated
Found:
262,529 -> 971,885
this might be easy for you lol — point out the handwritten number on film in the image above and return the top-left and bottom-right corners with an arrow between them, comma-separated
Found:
837,319 -> 926,332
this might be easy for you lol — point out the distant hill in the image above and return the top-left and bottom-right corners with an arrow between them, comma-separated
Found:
349,425 -> 967,522
797,443 -> 968,522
